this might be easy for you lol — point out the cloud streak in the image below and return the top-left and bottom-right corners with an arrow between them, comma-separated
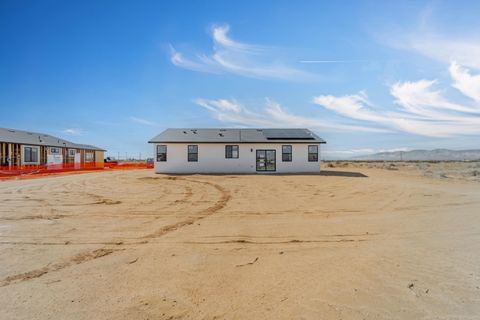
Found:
194,62 -> 480,138
63,128 -> 83,136
400,35 -> 480,69
130,117 -> 158,127
380,5 -> 480,69
313,63 -> 480,137
449,61 -> 480,103
170,24 -> 312,80
299,60 -> 369,64
195,98 -> 389,133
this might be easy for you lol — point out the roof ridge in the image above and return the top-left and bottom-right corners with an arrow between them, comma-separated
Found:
0,127 -> 105,151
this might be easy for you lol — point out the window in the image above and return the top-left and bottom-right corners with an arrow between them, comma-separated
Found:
24,147 -> 39,163
282,145 -> 292,162
225,145 -> 239,159
50,147 -> 60,154
188,145 -> 198,162
68,149 -> 76,157
308,145 -> 318,162
156,145 -> 167,162
85,152 -> 94,162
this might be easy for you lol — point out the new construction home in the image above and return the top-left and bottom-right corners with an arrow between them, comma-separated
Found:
0,127 -> 105,168
149,128 -> 326,173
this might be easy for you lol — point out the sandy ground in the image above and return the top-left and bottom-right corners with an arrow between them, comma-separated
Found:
1,164 -> 479,319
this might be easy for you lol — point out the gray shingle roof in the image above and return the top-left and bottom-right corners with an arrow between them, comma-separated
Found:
0,127 -> 105,151
149,128 -> 326,144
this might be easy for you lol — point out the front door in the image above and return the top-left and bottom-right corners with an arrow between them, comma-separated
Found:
256,150 -> 276,172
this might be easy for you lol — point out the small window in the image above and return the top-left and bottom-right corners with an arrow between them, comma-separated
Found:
282,145 -> 292,162
225,145 -> 239,159
24,147 -> 39,163
68,149 -> 76,157
156,145 -> 167,162
85,152 -> 94,162
188,145 -> 198,162
308,145 -> 318,162
50,147 -> 60,154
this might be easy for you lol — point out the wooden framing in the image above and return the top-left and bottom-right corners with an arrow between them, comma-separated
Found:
0,142 -> 8,166
0,141 -> 103,168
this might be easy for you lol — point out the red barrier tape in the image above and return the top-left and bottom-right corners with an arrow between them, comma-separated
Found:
0,162 -> 152,180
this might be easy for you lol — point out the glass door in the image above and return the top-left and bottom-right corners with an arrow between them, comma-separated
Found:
256,150 -> 276,172
256,150 -> 266,171
265,150 -> 276,171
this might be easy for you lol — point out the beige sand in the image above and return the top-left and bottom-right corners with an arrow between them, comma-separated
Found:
1,164 -> 479,319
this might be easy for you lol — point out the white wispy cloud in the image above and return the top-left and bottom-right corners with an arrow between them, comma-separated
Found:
299,60 -> 369,64
313,92 -> 385,122
63,128 -> 83,135
313,62 -> 480,137
449,61 -> 480,103
170,24 -> 312,80
390,79 -> 480,115
400,35 -> 480,69
130,116 -> 158,126
380,5 -> 480,69
195,98 -> 389,133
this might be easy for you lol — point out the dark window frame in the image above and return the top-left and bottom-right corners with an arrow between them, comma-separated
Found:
188,145 -> 198,162
156,145 -> 167,162
282,145 -> 292,162
24,146 -> 39,163
256,149 -> 276,172
225,145 -> 239,159
308,145 -> 319,162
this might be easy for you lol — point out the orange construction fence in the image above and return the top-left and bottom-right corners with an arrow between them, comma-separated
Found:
0,162 -> 152,180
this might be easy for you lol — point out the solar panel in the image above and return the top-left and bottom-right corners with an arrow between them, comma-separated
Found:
263,129 -> 314,140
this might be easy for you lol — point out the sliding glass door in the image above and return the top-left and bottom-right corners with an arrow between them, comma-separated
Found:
256,150 -> 276,172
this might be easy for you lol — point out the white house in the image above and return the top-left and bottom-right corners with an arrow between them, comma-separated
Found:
148,128 -> 326,174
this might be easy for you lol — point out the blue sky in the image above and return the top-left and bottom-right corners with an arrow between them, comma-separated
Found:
1,1 -> 480,159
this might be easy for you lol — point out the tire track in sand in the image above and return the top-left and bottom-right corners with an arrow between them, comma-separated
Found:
0,248 -> 120,287
0,176 -> 230,287
140,177 -> 231,240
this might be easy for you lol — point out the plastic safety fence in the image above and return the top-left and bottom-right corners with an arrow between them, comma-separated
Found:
104,162 -> 152,170
0,162 -> 152,179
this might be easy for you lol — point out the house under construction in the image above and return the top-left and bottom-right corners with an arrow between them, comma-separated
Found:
0,127 -> 105,168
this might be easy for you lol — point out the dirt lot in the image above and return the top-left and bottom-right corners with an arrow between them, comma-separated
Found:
1,164 -> 480,319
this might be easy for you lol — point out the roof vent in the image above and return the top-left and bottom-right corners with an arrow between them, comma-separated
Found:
219,133 -> 224,137
8,129 -> 15,132
183,131 -> 187,134
219,129 -> 227,132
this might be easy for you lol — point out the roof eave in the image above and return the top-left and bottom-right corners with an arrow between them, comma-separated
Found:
148,140 -> 326,144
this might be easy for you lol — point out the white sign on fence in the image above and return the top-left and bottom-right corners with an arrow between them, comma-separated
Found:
47,155 -> 63,168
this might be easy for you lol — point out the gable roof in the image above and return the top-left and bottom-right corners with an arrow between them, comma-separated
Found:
0,127 -> 105,151
149,128 -> 326,144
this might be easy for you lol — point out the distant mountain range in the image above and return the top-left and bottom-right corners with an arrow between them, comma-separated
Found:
351,149 -> 480,161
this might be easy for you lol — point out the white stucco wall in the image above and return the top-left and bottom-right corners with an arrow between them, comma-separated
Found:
153,143 -> 322,173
